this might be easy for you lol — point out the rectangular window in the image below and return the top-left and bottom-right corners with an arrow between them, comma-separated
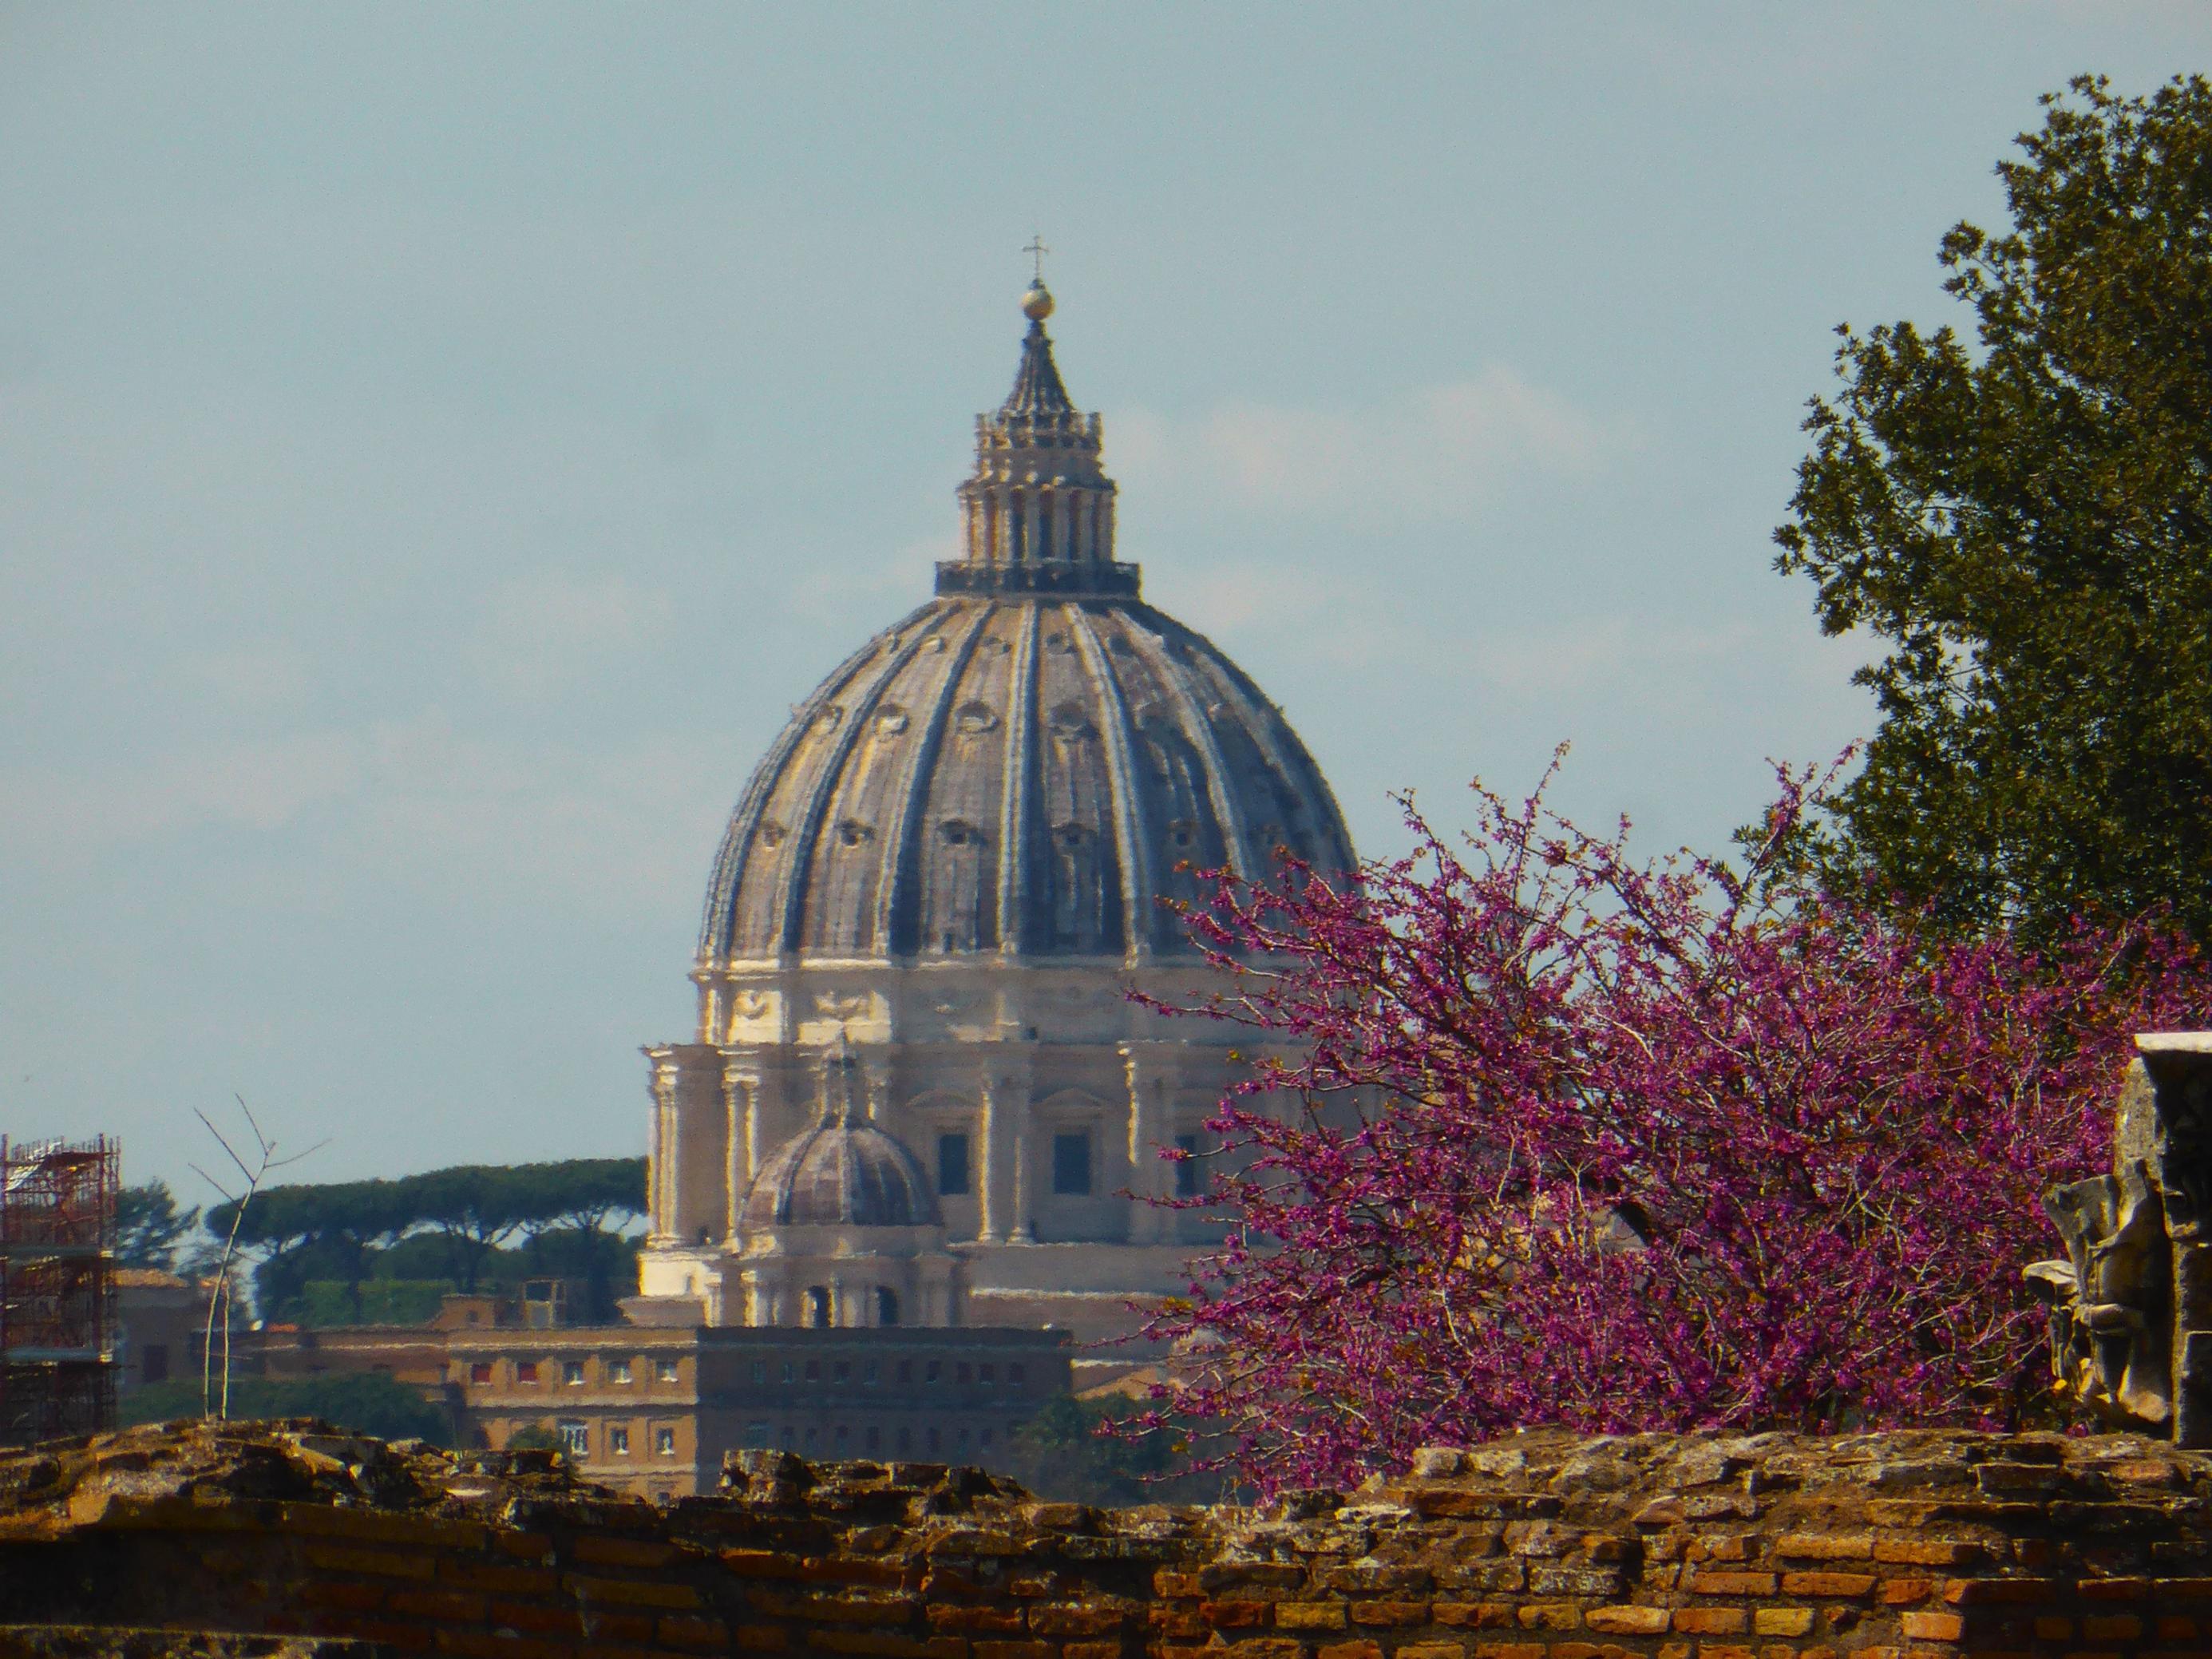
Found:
469,1362 -> 493,1385
805,1360 -> 821,1384
924,1360 -> 940,1384
1008,1363 -> 1026,1387
556,1419 -> 589,1456
956,1362 -> 971,1385
863,1361 -> 878,1387
979,1364 -> 996,1388
610,1424 -> 631,1455
1174,1132 -> 1204,1198
653,1424 -> 677,1456
516,1361 -> 539,1384
750,1360 -> 766,1384
833,1360 -> 850,1385
781,1361 -> 795,1384
607,1359 -> 632,1384
562,1360 -> 585,1386
1052,1131 -> 1092,1195
655,1358 -> 680,1384
936,1132 -> 971,1195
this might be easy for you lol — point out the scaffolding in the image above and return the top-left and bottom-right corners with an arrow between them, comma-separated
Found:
0,1135 -> 117,1446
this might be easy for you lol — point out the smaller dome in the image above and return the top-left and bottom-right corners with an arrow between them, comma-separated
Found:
742,1052 -> 940,1229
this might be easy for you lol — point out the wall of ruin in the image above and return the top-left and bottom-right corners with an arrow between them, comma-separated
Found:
5,1419 -> 2212,1658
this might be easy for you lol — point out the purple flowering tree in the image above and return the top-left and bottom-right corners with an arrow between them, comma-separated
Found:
1143,762 -> 2211,1493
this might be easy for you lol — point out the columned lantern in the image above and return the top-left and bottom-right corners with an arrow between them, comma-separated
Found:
634,282 -> 1355,1360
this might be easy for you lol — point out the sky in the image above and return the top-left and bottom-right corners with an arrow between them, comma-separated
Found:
4,2 -> 2206,1198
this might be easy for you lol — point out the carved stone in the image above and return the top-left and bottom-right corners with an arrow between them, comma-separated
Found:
2027,1033 -> 2212,1443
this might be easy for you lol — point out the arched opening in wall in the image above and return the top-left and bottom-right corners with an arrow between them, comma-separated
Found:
876,1287 -> 900,1327
805,1286 -> 832,1328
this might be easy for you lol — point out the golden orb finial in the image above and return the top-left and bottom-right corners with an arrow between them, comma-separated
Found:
1022,279 -> 1055,322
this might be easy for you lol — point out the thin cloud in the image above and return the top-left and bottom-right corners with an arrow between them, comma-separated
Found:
1116,368 -> 1621,525
475,572 -> 676,700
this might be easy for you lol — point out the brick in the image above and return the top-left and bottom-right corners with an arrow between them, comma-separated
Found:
1585,1606 -> 1672,1635
1065,1645 -> 1124,1659
1035,1601 -> 1132,1637
737,1626 -> 791,1652
2074,1576 -> 2151,1599
1673,1610 -> 1747,1635
563,1572 -> 702,1610
1781,1573 -> 1878,1598
493,1532 -> 555,1562
1753,1610 -> 1814,1637
723,1548 -> 793,1578
1697,1648 -> 1755,1659
2156,1615 -> 2200,1640
303,1544 -> 438,1581
298,1580 -> 389,1615
1275,1603 -> 1349,1631
1397,1646 -> 1466,1659
279,1503 -> 489,1553
2031,1617 -> 2072,1640
1874,1540 -> 1986,1568
1221,1641 -> 1304,1659
387,1588 -> 489,1622
932,1606 -> 1027,1635
971,1644 -> 1057,1659
1323,1565 -> 1434,1594
1200,1565 -> 1308,1593
1941,1578 -> 2055,1605
434,1632 -> 568,1659
1155,1571 -> 1203,1598
438,1558 -> 560,1594
574,1610 -> 658,1645
1776,1534 -> 1875,1561
1514,1604 -> 1581,1632
572,1534 -> 682,1570
1470,1646 -> 1545,1659
1434,1603 -> 1518,1630
1351,1600 -> 1432,1626
1898,1612 -> 1965,1641
1202,1599 -> 1272,1629
486,1598 -> 584,1637
809,1633 -> 967,1659
2081,1615 -> 2143,1641
1317,1644 -> 1385,1659
661,1616 -> 735,1650
1688,1570 -> 1778,1596
1879,1578 -> 1933,1605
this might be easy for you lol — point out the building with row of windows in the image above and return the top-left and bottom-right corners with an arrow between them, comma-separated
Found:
448,1324 -> 1071,1500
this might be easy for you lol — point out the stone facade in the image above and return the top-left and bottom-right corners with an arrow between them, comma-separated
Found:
636,287 -> 1353,1351
14,1418 -> 2212,1657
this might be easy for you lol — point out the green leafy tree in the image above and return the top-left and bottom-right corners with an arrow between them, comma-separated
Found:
118,1372 -> 450,1445
1777,74 -> 2212,936
1005,1394 -> 1228,1507
115,1180 -> 200,1272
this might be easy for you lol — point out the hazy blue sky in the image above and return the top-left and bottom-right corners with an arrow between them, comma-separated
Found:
5,4 -> 2206,1194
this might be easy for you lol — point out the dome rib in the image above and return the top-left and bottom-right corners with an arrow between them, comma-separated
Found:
697,611 -> 931,964
993,603 -> 1042,955
1063,605 -> 1157,962
1117,619 -> 1256,883
872,602 -> 998,958
772,627 -> 934,956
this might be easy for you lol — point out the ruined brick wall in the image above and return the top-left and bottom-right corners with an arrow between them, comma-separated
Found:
5,1420 -> 2212,1658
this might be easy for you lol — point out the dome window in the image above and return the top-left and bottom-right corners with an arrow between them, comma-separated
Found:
939,820 -> 981,847
805,1287 -> 832,1328
876,1288 -> 900,1327
835,819 -> 873,848
1167,821 -> 1198,851
758,822 -> 787,849
875,705 -> 909,734
954,701 -> 1000,734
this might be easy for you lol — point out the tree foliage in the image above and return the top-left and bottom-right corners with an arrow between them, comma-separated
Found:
1778,74 -> 2212,937
1138,764 -> 2212,1495
204,1157 -> 646,1323
117,1372 -> 451,1446
115,1180 -> 200,1272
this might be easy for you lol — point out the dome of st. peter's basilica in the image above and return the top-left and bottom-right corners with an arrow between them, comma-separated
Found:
634,283 -> 1354,1351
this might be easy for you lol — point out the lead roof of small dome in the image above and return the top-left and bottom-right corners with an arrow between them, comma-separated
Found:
742,1051 -> 940,1230
697,290 -> 1355,967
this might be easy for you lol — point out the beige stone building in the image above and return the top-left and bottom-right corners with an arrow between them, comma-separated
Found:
633,282 -> 1354,1362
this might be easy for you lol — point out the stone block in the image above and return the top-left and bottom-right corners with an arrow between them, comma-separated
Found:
1274,1603 -> 1348,1631
1897,1611 -> 1964,1641
1672,1608 -> 1747,1635
1752,1609 -> 1813,1637
1688,1570 -> 1777,1596
1775,1534 -> 1874,1561
1779,1573 -> 1877,1598
1584,1606 -> 1671,1635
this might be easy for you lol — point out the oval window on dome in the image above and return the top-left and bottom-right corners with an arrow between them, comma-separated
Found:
954,701 -> 1000,735
835,819 -> 874,849
1044,630 -> 1073,653
939,820 -> 983,847
1047,701 -> 1096,740
815,704 -> 844,729
875,705 -> 909,734
758,822 -> 788,849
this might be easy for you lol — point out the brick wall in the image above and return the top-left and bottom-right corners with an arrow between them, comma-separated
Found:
4,1420 -> 2212,1657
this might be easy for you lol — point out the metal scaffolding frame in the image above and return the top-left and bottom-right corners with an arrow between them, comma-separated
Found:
0,1134 -> 118,1445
